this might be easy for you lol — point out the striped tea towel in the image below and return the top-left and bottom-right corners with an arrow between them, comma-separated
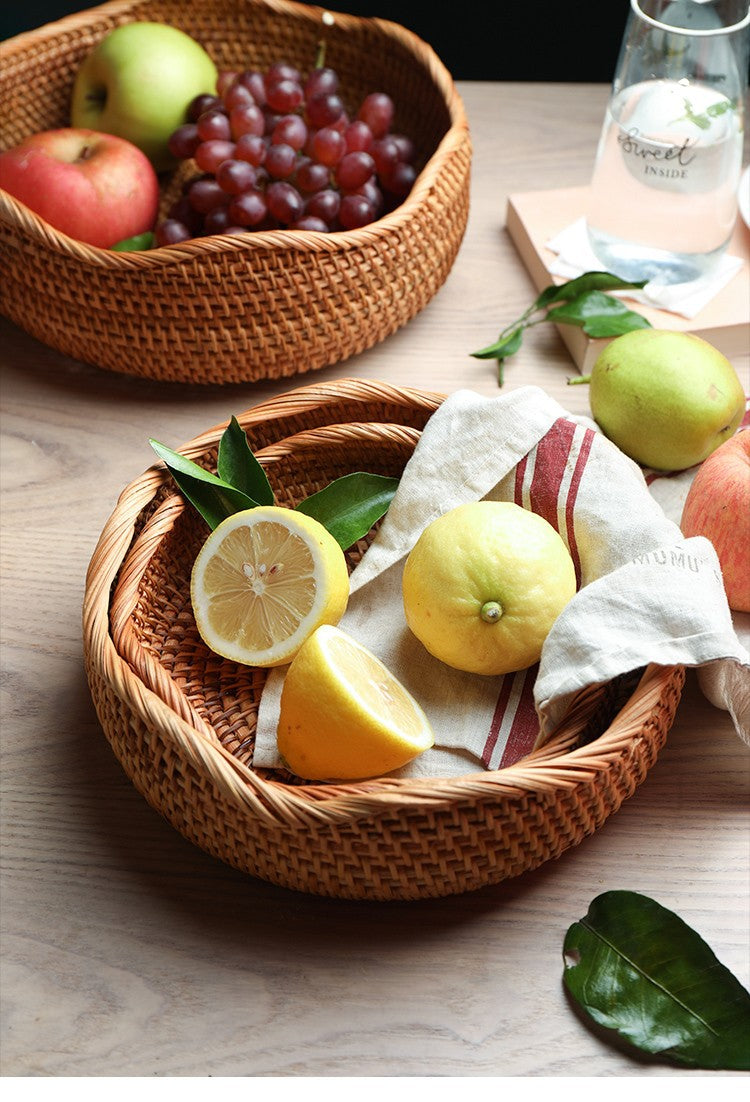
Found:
253,386 -> 749,777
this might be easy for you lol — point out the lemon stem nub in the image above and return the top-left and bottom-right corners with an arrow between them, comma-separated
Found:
480,600 -> 503,623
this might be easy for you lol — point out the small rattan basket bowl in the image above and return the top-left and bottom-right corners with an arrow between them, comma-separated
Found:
83,378 -> 685,901
0,0 -> 471,385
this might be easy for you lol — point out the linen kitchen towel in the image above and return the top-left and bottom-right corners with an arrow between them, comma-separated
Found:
254,386 -> 749,777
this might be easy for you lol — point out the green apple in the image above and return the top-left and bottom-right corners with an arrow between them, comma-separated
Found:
581,330 -> 746,471
71,22 -> 217,172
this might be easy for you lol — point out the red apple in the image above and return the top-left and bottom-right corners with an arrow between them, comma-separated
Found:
0,128 -> 159,248
681,429 -> 750,613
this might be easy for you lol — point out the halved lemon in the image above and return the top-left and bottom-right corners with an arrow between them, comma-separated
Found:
190,506 -> 350,667
277,624 -> 435,780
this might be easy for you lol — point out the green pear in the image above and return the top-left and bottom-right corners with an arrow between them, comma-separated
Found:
579,330 -> 746,471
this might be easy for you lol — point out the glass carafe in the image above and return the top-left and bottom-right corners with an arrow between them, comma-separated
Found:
586,0 -> 749,284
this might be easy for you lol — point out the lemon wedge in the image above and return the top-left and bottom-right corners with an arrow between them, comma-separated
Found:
277,625 -> 434,780
190,506 -> 349,667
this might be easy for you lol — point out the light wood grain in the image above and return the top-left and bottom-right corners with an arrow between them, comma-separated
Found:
1,82 -> 748,1078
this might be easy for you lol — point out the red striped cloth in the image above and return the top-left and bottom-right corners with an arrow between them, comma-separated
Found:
483,418 -> 598,768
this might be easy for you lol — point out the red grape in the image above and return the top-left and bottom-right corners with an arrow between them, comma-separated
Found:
266,180 -> 304,224
216,71 -> 239,96
187,93 -> 221,122
196,109 -> 232,142
357,92 -> 394,138
155,219 -> 194,246
235,133 -> 267,166
306,92 -> 345,128
223,81 -> 256,111
383,161 -> 417,196
391,133 -> 415,163
339,193 -> 375,229
265,142 -> 297,180
370,136 -> 399,177
344,120 -> 373,152
296,159 -> 330,193
265,79 -> 304,113
168,123 -> 200,159
290,215 -> 330,232
273,113 -> 308,151
228,190 -> 268,227
238,70 -> 266,104
188,176 -> 227,213
305,188 -> 340,223
194,140 -> 236,173
216,159 -> 258,195
230,103 -> 265,139
204,206 -> 233,234
335,151 -> 375,190
304,66 -> 339,98
311,125 -> 346,167
267,61 -> 302,84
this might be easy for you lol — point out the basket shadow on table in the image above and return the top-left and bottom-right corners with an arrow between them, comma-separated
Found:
70,671 -> 563,941
68,655 -> 681,950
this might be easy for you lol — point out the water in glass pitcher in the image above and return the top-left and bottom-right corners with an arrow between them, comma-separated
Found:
586,78 -> 743,283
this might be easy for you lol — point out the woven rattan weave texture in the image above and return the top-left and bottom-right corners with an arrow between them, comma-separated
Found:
83,379 -> 684,900
0,0 -> 471,384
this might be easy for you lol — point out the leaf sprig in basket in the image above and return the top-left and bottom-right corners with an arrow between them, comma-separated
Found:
150,415 -> 399,549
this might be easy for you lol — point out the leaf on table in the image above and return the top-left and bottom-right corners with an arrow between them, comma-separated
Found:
217,416 -> 274,506
295,472 -> 399,549
470,327 -> 525,361
547,290 -> 653,338
563,890 -> 750,1070
149,438 -> 260,530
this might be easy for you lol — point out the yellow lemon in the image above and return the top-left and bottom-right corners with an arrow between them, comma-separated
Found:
277,625 -> 434,780
190,506 -> 349,667
402,501 -> 576,676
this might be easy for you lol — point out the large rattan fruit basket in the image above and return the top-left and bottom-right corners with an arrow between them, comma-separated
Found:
0,0 -> 471,385
82,378 -> 685,901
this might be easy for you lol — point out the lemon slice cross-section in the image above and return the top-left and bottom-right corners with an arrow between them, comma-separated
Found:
190,506 -> 350,667
278,624 -> 435,780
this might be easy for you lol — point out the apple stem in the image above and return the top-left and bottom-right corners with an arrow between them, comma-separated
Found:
567,374 -> 592,386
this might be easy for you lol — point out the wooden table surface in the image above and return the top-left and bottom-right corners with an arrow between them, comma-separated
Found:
1,81 -> 748,1079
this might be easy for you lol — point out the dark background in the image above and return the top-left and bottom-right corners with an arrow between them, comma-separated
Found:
0,1 -> 627,82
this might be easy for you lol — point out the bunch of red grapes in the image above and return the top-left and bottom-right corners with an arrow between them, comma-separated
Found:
155,62 -> 418,244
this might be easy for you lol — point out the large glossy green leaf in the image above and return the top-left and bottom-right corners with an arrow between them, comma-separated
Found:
535,270 -> 647,308
217,416 -> 274,505
295,472 -> 399,549
149,438 -> 260,530
547,290 -> 652,337
563,891 -> 750,1070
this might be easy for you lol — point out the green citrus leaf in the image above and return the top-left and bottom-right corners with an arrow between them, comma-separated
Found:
563,891 -> 750,1070
111,231 -> 155,251
149,438 -> 260,530
295,472 -> 399,549
547,289 -> 652,337
538,270 -> 648,306
217,416 -> 274,505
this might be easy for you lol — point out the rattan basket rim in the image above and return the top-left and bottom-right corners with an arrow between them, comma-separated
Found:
0,0 -> 471,268
83,377 -> 682,829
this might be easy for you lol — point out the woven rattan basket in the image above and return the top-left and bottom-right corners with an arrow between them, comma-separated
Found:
0,0 -> 470,385
83,378 -> 685,901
